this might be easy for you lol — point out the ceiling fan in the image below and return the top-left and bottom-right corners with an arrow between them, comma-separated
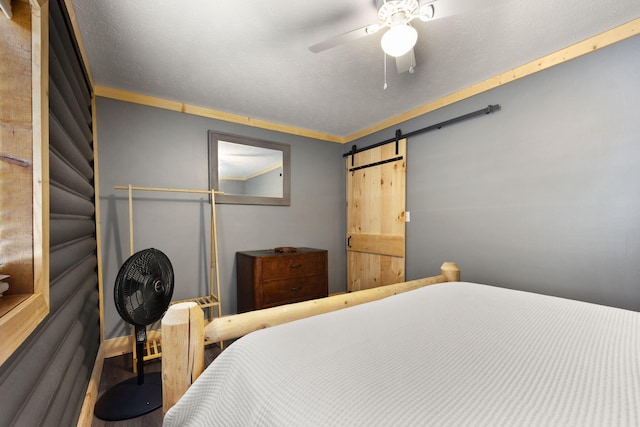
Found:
309,0 -> 470,74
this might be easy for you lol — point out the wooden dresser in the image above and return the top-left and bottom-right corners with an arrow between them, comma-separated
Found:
236,248 -> 328,313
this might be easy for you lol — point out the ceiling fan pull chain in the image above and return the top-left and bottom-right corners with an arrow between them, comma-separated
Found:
383,52 -> 388,90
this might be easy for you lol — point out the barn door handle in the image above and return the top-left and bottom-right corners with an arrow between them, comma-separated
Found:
347,235 -> 352,248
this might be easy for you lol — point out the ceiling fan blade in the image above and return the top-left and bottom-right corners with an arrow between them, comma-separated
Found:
395,49 -> 416,74
309,23 -> 381,53
423,0 -> 475,21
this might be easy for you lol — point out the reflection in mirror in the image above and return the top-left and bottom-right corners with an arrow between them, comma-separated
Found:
209,131 -> 291,205
218,141 -> 283,198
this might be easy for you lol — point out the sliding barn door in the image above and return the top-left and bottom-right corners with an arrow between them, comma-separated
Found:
346,139 -> 406,292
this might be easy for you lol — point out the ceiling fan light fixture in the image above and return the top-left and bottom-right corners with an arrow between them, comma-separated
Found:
381,24 -> 417,57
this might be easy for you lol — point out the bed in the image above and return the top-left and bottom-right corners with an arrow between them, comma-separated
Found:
161,262 -> 640,426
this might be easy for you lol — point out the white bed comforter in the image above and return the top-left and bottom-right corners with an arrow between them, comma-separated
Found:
164,282 -> 640,426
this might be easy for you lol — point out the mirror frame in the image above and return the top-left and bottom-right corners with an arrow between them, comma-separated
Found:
209,130 -> 291,206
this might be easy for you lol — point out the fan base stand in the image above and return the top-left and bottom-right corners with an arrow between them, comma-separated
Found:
94,371 -> 162,421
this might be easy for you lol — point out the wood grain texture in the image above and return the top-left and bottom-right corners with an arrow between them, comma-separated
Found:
31,0 -> 49,308
346,233 -> 405,257
0,0 -> 34,295
92,97 -> 106,344
77,344 -> 105,427
346,139 -> 406,291
94,85 -> 344,144
0,0 -> 49,368
236,249 -> 328,312
161,302 -> 204,416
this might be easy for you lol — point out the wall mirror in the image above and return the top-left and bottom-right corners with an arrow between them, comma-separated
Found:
209,131 -> 291,205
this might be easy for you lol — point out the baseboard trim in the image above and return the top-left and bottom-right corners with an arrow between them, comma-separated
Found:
76,343 -> 105,427
75,330 -> 165,426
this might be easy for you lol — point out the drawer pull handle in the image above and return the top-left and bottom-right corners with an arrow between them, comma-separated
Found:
290,287 -> 302,292
290,264 -> 303,269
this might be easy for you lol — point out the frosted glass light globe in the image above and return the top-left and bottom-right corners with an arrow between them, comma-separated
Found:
381,25 -> 418,57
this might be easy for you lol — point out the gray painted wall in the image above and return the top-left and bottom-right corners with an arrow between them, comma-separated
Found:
351,35 -> 640,311
96,99 -> 346,339
98,34 -> 640,341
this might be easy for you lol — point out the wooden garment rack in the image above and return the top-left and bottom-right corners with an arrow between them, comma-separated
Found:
114,185 -> 224,371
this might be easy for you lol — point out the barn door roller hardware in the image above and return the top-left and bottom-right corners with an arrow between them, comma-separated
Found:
344,104 -> 501,172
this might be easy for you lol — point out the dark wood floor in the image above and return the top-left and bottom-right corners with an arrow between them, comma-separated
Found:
92,344 -> 223,427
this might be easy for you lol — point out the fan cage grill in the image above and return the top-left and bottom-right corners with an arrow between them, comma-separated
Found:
114,248 -> 174,327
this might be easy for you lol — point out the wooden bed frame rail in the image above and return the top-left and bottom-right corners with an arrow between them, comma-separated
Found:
161,261 -> 460,414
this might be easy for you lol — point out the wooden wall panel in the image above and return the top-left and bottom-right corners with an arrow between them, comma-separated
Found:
0,0 -> 99,425
0,0 -> 34,296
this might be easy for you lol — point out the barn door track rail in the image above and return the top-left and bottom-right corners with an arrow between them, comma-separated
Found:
344,104 -> 501,172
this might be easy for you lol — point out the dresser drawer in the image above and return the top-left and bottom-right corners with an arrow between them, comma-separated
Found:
261,252 -> 327,280
236,248 -> 328,312
261,275 -> 327,307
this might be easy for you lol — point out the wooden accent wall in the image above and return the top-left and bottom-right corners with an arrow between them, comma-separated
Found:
0,1 -> 100,425
0,0 -> 49,367
0,1 -> 33,297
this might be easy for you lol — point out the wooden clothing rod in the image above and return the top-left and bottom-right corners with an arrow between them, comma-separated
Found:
114,185 -> 224,195
343,104 -> 501,159
115,182 -> 225,360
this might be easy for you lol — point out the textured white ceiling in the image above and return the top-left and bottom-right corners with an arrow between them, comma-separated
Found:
70,0 -> 640,138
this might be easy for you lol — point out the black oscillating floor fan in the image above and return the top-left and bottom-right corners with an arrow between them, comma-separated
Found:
94,248 -> 174,421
